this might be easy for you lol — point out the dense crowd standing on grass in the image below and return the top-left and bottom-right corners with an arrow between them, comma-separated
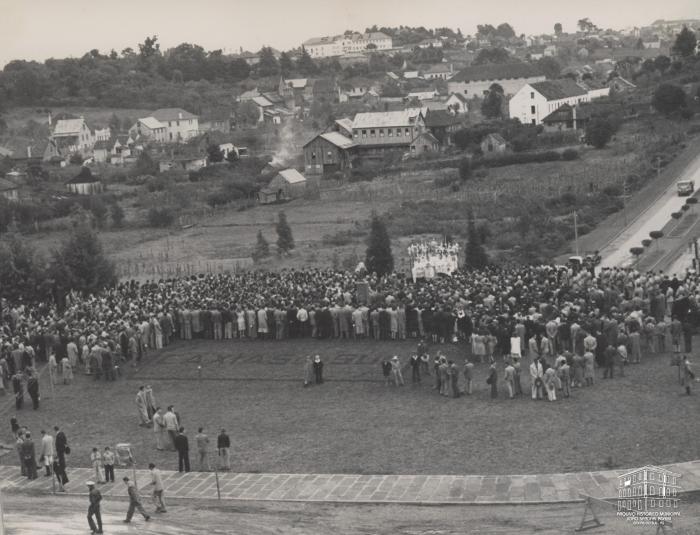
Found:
1,264 -> 699,402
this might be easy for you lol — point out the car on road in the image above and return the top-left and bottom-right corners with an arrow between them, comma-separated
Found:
677,180 -> 695,196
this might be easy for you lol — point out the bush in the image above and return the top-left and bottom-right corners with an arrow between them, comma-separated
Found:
585,118 -> 615,149
686,197 -> 698,204
642,239 -> 652,246
69,153 -> 84,165
146,176 -> 166,192
649,230 -> 664,239
147,207 -> 175,227
602,184 -> 622,197
671,211 -> 683,219
562,148 -> 579,161
682,204 -> 691,211
630,246 -> 644,256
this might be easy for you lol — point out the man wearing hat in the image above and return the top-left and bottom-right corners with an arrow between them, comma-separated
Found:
86,480 -> 103,534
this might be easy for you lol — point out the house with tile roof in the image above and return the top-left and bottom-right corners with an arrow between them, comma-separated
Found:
129,117 -> 168,143
508,79 -> 606,125
151,108 -> 199,142
52,116 -> 96,153
541,103 -> 592,133
448,63 -> 545,98
423,109 -> 462,146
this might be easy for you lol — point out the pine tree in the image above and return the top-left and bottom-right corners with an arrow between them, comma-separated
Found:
672,26 -> 698,57
253,230 -> 270,262
465,210 -> 488,269
275,211 -> 294,254
49,224 -> 116,296
365,213 -> 394,276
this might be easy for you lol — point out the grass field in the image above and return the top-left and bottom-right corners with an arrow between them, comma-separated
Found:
2,338 -> 699,476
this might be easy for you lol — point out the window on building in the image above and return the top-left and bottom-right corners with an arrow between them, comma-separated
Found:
388,129 -> 393,137
531,106 -> 536,114
362,130 -> 367,138
397,128 -> 402,137
177,120 -> 180,126
650,499 -> 656,507
370,129 -> 375,137
354,131 -> 359,138
405,128 -> 410,136
530,92 -> 535,99
650,473 -> 655,481
379,129 -> 384,137
327,151 -> 332,157
464,89 -> 468,94
531,119 -> 536,125
650,486 -> 655,495
311,151 -> 316,160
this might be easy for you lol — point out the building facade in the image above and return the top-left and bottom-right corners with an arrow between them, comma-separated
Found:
448,63 -> 546,98
303,132 -> 354,176
303,32 -> 392,58
509,79 -> 599,125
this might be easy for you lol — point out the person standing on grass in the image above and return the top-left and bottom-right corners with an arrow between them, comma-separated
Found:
61,355 -> 73,384
195,427 -> 210,471
512,356 -> 522,396
682,355 -> 695,396
449,360 -> 460,398
558,359 -> 571,398
530,356 -> 544,400
145,385 -> 157,421
313,355 -> 324,384
603,344 -> 616,379
390,355 -> 404,386
148,463 -> 167,513
217,428 -> 231,471
381,359 -> 392,386
136,386 -> 150,427
303,355 -> 314,387
153,407 -> 166,451
27,371 -> 39,410
463,358 -> 474,395
163,406 -> 179,450
543,366 -> 557,402
504,359 -> 515,399
583,351 -> 595,386
409,353 -> 420,384
103,446 -> 115,483
123,476 -> 151,524
12,370 -> 23,410
86,481 -> 103,534
486,360 -> 498,398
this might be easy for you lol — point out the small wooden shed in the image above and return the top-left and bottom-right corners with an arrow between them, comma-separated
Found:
258,168 -> 307,204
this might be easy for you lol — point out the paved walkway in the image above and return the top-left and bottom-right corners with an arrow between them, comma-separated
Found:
2,461 -> 700,504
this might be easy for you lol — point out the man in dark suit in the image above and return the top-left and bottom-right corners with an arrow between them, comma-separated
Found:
174,427 -> 190,473
54,425 -> 69,484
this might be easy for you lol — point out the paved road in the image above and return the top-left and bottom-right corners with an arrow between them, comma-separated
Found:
599,151 -> 700,269
4,491 -> 700,535
2,461 -> 700,505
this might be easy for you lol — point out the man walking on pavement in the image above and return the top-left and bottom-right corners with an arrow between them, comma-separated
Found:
148,463 -> 167,513
122,476 -> 151,524
40,429 -> 55,477
86,481 -> 103,534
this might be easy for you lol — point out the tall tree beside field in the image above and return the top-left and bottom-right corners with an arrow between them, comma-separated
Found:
253,230 -> 270,262
49,224 -> 116,296
0,234 -> 46,301
652,83 -> 687,115
672,26 -> 698,57
480,83 -> 505,118
257,46 -> 280,77
276,211 -> 295,254
365,213 -> 394,276
585,118 -> 615,148
464,211 -> 488,269
554,23 -> 563,36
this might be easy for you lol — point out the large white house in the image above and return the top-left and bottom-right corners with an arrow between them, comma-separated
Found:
130,108 -> 199,143
508,79 -> 609,125
303,32 -> 392,58
52,117 -> 97,153
447,63 -> 545,98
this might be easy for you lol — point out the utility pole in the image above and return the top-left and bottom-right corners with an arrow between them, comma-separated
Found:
574,211 -> 580,257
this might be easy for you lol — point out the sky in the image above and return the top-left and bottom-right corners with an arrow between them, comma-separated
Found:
0,0 -> 698,68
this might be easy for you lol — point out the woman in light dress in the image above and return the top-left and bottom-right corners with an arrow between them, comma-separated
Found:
471,331 -> 486,363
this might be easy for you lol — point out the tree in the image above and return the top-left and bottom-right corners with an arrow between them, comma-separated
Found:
134,151 -> 158,176
473,47 -> 511,65
465,211 -> 488,269
108,113 -> 121,133
537,57 -> 561,79
296,47 -> 318,75
236,100 -> 260,125
0,234 -> 46,301
481,83 -> 505,118
585,118 -> 615,148
365,213 -> 393,276
279,52 -> 293,75
276,211 -> 294,254
554,23 -> 563,36
459,158 -> 472,181
110,203 -> 125,227
257,46 -> 279,77
577,18 -> 597,33
495,23 -> 516,40
252,230 -> 270,262
207,144 -> 224,163
672,26 -> 697,57
49,224 -> 116,296
652,83 -> 687,115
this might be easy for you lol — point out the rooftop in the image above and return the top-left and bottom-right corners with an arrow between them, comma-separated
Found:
278,168 -> 306,184
53,118 -> 86,136
320,132 -> 354,149
450,63 -> 543,83
424,109 -> 461,128
139,117 -> 166,130
353,110 -> 423,129
530,79 -> 588,100
151,108 -> 198,122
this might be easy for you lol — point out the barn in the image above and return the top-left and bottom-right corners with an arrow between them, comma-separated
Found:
303,132 -> 354,177
258,168 -> 307,204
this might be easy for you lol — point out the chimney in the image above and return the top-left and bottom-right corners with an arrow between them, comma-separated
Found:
178,112 -> 183,119
27,146 -> 32,158
48,112 -> 52,126
572,105 -> 577,128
